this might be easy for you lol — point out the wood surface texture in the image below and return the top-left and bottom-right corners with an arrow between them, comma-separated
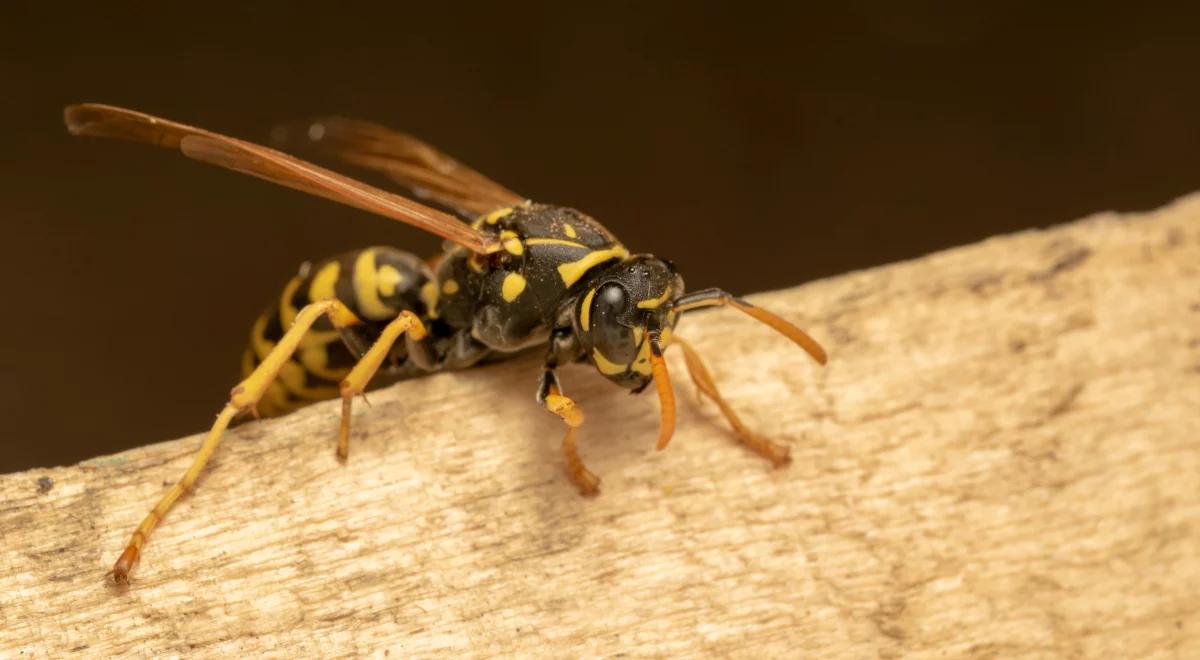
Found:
3,196 -> 1199,658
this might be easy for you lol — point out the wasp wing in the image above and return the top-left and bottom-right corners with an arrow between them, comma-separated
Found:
64,103 -> 501,254
273,117 -> 524,218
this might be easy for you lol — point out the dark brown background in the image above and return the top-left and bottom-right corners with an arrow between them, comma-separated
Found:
3,3 -> 1198,473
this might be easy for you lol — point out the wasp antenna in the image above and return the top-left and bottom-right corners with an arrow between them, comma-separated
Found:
669,288 -> 827,365
648,331 -> 677,451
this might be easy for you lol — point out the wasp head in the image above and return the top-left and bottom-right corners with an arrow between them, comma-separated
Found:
575,255 -> 684,391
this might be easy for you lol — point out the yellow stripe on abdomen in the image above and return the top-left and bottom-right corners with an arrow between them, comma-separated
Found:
353,249 -> 395,320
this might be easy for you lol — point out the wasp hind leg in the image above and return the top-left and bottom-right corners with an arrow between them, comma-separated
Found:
111,299 -> 364,583
674,337 -> 791,467
538,369 -> 599,496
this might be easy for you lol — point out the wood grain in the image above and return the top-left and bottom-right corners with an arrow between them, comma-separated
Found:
3,195 -> 1199,657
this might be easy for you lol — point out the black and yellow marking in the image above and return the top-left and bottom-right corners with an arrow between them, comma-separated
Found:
71,105 -> 832,585
243,246 -> 435,417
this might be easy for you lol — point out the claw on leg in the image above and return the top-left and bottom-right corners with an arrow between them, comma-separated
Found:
675,337 -> 791,467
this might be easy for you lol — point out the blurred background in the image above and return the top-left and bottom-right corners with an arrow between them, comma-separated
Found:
3,3 -> 1199,472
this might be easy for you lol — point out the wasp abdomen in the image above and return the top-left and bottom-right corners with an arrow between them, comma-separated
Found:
241,246 -> 434,416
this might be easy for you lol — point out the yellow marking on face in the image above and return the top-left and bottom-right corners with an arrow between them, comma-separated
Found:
353,249 -> 395,320
557,246 -> 629,287
309,261 -> 340,302
377,265 -> 404,297
420,280 -> 440,319
525,238 -> 587,249
279,276 -> 303,328
631,340 -> 653,376
636,287 -> 672,309
592,348 -> 628,375
442,279 -> 460,295
485,206 -> 515,225
501,272 -> 527,302
500,230 -> 524,256
579,287 -> 597,331
563,223 -> 577,238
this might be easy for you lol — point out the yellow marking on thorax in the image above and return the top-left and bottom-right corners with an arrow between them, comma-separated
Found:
420,280 -> 440,319
579,287 -> 597,330
442,279 -> 460,295
557,246 -> 629,288
485,206 -> 515,225
592,348 -> 628,375
353,249 -> 395,320
525,238 -> 586,249
500,230 -> 524,256
563,224 -> 577,238
501,272 -> 527,302
637,287 -> 672,309
378,265 -> 404,297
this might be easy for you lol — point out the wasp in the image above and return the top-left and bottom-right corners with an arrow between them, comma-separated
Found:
65,104 -> 827,583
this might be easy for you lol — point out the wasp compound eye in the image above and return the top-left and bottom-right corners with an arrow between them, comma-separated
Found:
591,282 -> 638,364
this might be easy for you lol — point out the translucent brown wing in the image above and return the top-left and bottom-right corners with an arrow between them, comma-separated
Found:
63,103 -> 501,254
272,117 -> 524,218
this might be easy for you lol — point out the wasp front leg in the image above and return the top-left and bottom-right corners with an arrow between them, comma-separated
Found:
537,368 -> 599,496
674,337 -> 791,467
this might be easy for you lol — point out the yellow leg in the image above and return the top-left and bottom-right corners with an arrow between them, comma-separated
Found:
335,311 -> 427,459
111,299 -> 360,584
543,383 -> 598,496
675,337 -> 791,467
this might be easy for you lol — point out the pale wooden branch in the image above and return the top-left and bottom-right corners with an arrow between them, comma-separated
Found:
3,195 -> 1200,657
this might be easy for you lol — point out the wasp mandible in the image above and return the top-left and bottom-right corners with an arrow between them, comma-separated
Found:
65,104 -> 827,583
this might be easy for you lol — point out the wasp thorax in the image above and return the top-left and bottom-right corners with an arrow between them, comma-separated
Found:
579,256 -> 684,390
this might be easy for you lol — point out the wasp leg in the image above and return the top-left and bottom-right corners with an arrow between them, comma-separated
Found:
335,311 -> 427,460
537,369 -> 598,496
111,299 -> 362,584
674,337 -> 791,467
